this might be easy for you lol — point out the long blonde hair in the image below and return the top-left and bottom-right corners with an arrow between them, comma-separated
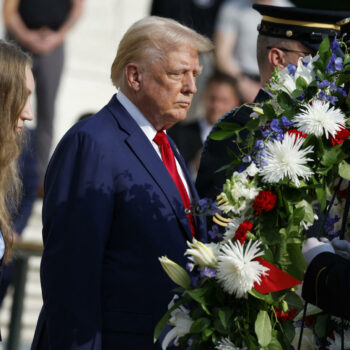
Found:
0,40 -> 31,262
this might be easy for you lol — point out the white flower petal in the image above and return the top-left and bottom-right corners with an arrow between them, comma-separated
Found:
292,100 -> 345,138
216,240 -> 269,298
260,133 -> 313,186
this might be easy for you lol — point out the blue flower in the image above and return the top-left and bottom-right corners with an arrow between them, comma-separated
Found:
270,119 -> 281,133
254,140 -> 265,150
318,90 -> 326,100
275,132 -> 284,141
200,267 -> 216,278
335,57 -> 343,71
318,80 -> 330,89
196,198 -> 219,216
325,214 -> 340,239
287,63 -> 296,75
261,128 -> 271,138
330,82 -> 337,91
242,155 -> 252,163
281,116 -> 293,127
337,87 -> 347,97
208,225 -> 222,240
327,95 -> 338,105
332,37 -> 340,53
326,54 -> 336,74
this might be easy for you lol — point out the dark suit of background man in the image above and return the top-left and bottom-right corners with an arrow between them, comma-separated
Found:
31,16 -> 212,350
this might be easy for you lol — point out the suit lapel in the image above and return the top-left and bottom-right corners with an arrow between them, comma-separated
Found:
107,96 -> 194,241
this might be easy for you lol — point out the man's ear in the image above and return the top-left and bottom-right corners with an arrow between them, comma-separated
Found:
124,63 -> 142,92
268,48 -> 286,70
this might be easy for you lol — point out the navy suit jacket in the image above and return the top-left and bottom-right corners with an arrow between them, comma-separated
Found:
31,96 -> 206,350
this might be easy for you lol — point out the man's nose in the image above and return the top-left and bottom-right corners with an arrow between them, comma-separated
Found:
182,72 -> 197,94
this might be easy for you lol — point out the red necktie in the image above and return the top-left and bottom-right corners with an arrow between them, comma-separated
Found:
153,131 -> 196,237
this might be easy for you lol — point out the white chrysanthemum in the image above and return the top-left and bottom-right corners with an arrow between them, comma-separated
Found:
260,133 -> 314,187
292,100 -> 345,138
223,217 -> 244,241
216,338 -> 247,350
327,330 -> 350,350
216,240 -> 269,298
162,304 -> 193,350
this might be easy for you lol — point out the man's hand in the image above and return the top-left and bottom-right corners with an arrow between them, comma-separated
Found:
302,237 -> 335,267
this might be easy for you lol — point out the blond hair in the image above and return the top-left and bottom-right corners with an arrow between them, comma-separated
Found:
111,16 -> 213,89
0,40 -> 31,262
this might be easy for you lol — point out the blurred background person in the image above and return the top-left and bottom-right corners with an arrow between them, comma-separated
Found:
2,0 -> 84,195
214,0 -> 293,103
0,39 -> 33,271
168,71 -> 240,180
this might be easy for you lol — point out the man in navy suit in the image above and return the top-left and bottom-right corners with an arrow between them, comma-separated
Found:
31,16 -> 211,350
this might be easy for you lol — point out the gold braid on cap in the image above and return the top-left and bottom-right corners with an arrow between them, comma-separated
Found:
262,15 -> 341,31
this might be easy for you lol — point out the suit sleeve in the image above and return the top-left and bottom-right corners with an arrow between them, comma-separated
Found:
40,131 -> 115,349
302,252 -> 350,320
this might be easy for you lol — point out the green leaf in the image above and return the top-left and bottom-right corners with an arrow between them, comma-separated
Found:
315,185 -> 326,211
277,92 -> 293,109
314,314 -> 330,338
291,207 -> 305,225
246,118 -> 260,131
339,160 -> 350,180
255,310 -> 272,347
216,121 -> 242,131
209,129 -> 235,141
281,321 -> 295,343
296,76 -> 308,90
295,200 -> 314,224
218,309 -> 232,330
263,103 -> 276,118
249,289 -> 275,304
318,37 -> 331,62
321,146 -> 342,167
153,299 -> 185,343
186,288 -> 208,305
284,291 -> 303,310
286,244 -> 306,281
337,74 -> 350,86
266,336 -> 283,350
202,327 -> 214,340
291,89 -> 304,99
190,317 -> 211,333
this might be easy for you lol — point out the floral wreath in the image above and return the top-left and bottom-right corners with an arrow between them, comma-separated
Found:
155,37 -> 350,350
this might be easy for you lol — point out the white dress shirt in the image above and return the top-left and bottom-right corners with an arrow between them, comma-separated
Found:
116,92 -> 192,198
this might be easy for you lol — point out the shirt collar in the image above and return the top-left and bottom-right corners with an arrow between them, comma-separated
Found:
116,91 -> 158,142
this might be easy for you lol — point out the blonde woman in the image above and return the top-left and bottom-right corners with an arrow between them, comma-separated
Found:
0,39 -> 34,265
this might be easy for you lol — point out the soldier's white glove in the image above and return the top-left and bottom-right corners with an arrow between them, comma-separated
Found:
302,237 -> 335,267
331,237 -> 350,260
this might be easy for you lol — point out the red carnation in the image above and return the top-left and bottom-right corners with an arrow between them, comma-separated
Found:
234,220 -> 253,244
253,190 -> 277,215
274,308 -> 297,322
330,126 -> 350,146
286,129 -> 307,141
